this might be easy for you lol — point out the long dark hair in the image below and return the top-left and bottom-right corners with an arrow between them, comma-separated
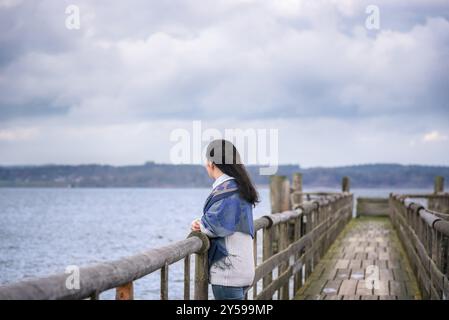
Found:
206,139 -> 259,206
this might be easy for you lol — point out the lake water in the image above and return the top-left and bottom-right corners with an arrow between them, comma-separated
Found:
0,187 -> 430,299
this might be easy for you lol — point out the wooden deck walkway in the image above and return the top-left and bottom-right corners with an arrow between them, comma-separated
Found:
294,216 -> 421,300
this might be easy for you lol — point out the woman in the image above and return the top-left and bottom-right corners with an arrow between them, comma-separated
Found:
191,139 -> 259,300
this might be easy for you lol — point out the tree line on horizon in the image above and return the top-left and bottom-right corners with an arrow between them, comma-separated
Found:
0,163 -> 447,189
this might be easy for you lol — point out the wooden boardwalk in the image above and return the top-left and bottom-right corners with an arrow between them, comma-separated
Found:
294,216 -> 421,300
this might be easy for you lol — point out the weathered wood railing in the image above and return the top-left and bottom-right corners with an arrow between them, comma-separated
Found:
0,231 -> 210,300
0,174 -> 353,300
389,179 -> 449,299
252,189 -> 353,299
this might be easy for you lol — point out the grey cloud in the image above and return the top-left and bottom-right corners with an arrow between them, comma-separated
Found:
0,0 -> 449,124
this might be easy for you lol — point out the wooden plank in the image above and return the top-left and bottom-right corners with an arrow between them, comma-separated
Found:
257,266 -> 292,300
361,295 -> 379,300
373,280 -> 389,296
379,268 -> 394,281
324,295 -> 343,300
350,269 -> 365,280
374,260 -> 388,268
335,259 -> 350,269
322,280 -> 342,296
356,197 -> 389,217
389,281 -> 406,296
378,295 -> 397,300
356,280 -> 372,296
338,279 -> 357,296
392,268 -> 409,281
348,260 -> 362,269
335,269 -> 351,280
362,260 -> 374,268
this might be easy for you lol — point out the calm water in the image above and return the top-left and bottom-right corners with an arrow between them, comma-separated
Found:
0,187 -> 430,299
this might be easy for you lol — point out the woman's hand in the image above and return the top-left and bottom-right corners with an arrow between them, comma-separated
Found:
191,219 -> 201,232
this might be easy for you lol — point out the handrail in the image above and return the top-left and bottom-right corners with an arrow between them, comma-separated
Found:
389,193 -> 449,300
0,234 -> 207,300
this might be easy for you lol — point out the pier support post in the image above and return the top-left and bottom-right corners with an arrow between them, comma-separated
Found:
342,176 -> 350,192
270,175 -> 290,299
434,176 -> 444,193
262,223 -> 273,291
188,232 -> 210,300
291,173 -> 303,208
429,176 -> 449,214
270,175 -> 291,213
291,173 -> 303,292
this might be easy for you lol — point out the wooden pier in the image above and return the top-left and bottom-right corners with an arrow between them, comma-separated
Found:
294,216 -> 420,300
0,175 -> 448,300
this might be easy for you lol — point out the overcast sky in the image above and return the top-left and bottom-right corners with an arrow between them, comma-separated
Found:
0,0 -> 448,167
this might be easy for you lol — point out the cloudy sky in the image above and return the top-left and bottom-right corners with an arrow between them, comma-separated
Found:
0,0 -> 448,167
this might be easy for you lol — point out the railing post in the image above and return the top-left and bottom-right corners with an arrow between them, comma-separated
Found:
291,173 -> 303,208
184,255 -> 191,300
269,175 -> 290,299
430,176 -> 448,214
342,176 -> 350,192
292,173 -> 303,294
262,222 -> 273,291
160,263 -> 169,300
188,232 -> 210,300
270,175 -> 287,256
270,175 -> 290,213
434,176 -> 444,193
116,282 -> 134,300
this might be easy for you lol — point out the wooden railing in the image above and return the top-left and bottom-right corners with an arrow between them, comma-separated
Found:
0,174 -> 353,300
389,192 -> 449,300
0,231 -> 210,300
251,191 -> 353,300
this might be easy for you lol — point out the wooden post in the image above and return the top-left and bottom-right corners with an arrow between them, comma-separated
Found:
184,255 -> 191,300
190,232 -> 210,300
270,176 -> 281,255
161,262 -> 169,300
279,220 -> 289,300
270,176 -> 284,213
194,254 -> 208,300
270,176 -> 290,299
116,282 -> 133,300
342,176 -> 350,192
434,176 -> 444,193
291,172 -> 303,294
291,173 -> 303,208
262,225 -> 273,291
90,292 -> 100,300
252,232 -> 258,299
293,214 -> 302,293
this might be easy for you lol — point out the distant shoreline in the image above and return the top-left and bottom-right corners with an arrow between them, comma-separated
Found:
1,162 -> 447,189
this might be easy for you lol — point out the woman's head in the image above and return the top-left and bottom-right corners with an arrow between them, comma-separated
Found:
205,139 -> 259,206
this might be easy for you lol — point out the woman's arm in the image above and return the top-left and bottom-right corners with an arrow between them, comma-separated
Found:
200,197 -> 239,238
